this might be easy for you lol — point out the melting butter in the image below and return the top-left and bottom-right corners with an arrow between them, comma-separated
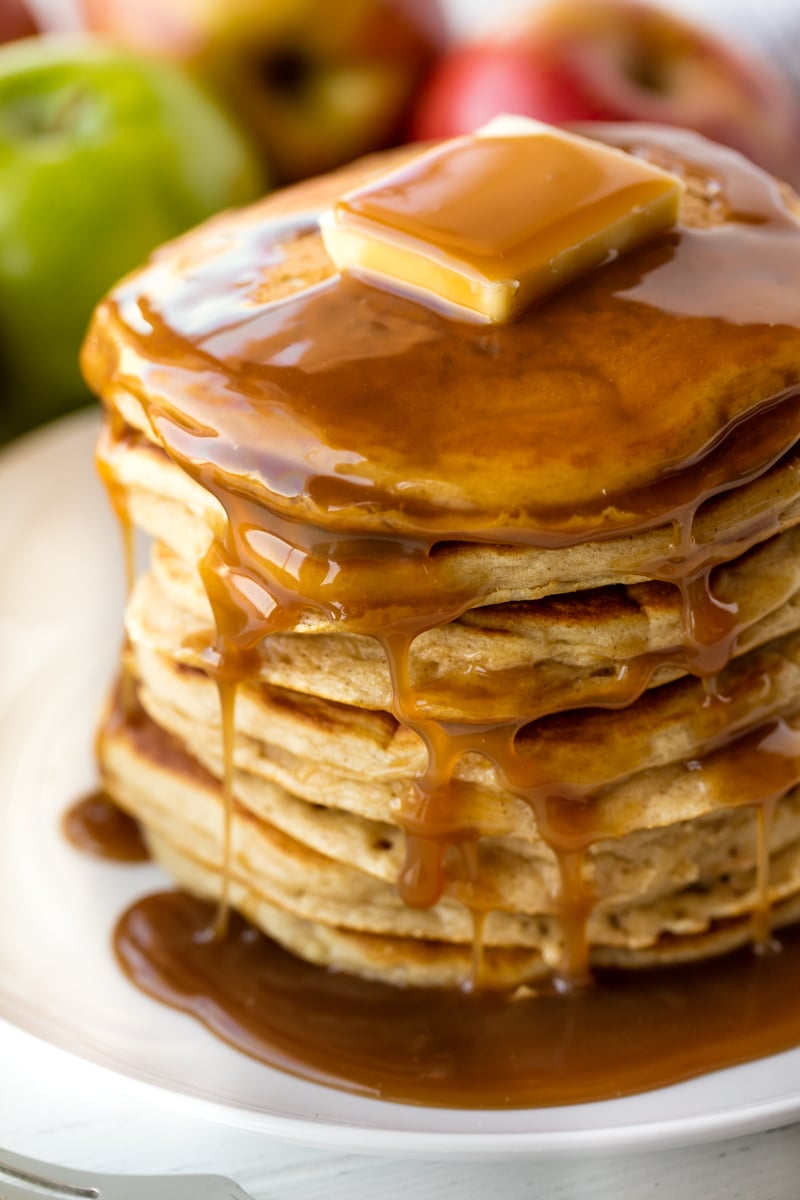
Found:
320,115 -> 684,323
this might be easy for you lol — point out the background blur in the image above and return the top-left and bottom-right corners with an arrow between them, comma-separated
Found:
28,0 -> 800,39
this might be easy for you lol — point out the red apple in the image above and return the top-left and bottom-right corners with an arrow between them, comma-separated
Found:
410,0 -> 800,187
82,0 -> 444,183
0,0 -> 37,43
410,42 -> 616,140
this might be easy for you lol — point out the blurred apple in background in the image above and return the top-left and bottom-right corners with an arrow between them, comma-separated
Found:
0,0 -> 38,43
82,0 -> 444,182
409,0 -> 800,187
0,37 -> 265,440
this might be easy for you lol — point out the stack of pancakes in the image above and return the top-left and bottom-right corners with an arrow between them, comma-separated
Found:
84,124 -> 800,989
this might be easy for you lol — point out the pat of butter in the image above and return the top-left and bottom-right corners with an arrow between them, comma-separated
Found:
319,115 -> 685,324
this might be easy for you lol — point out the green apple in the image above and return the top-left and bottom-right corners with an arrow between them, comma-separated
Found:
0,35 -> 266,440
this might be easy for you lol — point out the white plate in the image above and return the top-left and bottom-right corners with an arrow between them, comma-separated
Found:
3,409 -> 800,1159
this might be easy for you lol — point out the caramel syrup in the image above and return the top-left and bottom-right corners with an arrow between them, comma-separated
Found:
81,125 -> 800,1094
63,791 -> 148,864
115,890 -> 800,1109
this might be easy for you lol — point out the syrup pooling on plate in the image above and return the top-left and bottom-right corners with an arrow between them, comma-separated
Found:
114,886 -> 800,1109
84,126 -> 800,1023
62,790 -> 148,863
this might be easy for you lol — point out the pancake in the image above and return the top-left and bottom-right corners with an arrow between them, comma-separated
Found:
85,127 -> 800,540
97,390 -> 800,627
125,627 -> 800,831
124,530 -> 800,721
100,699 -> 800,987
83,121 -> 800,1018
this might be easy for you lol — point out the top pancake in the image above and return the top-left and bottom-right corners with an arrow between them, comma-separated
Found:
82,125 -> 800,540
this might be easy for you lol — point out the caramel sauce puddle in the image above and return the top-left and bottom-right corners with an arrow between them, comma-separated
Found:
115,890 -> 800,1109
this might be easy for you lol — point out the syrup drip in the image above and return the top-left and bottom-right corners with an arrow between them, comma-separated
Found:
63,791 -> 148,863
83,125 -> 800,1090
213,679 -> 236,938
753,797 -> 779,950
468,907 -> 486,993
95,417 -> 136,598
553,850 -> 593,989
94,418 -> 140,717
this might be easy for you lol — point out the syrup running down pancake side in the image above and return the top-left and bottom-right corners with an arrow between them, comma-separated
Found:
82,124 -> 800,1104
62,790 -> 148,863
